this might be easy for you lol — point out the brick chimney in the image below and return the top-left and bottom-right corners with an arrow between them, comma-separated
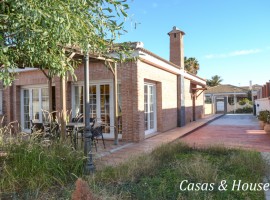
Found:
168,26 -> 185,69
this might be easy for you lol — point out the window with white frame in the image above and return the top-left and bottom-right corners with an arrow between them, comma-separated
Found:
72,82 -> 116,138
74,85 -> 84,116
21,87 -> 49,130
144,83 -> 157,135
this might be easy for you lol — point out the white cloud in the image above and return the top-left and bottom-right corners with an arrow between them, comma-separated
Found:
204,49 -> 262,59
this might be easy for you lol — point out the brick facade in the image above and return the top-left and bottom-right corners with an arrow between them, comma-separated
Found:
183,78 -> 205,123
0,26 -> 206,142
137,60 -> 178,140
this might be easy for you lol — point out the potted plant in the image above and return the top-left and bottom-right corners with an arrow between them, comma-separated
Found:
258,110 -> 269,129
264,112 -> 270,134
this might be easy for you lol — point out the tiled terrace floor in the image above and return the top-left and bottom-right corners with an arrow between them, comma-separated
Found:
181,114 -> 270,152
92,114 -> 223,168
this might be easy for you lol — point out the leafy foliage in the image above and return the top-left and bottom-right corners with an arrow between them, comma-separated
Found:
235,106 -> 253,113
258,110 -> 270,123
206,75 -> 223,87
184,57 -> 199,75
238,98 -> 252,106
0,0 -> 130,86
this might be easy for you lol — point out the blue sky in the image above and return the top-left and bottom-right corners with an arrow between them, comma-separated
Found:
116,0 -> 270,86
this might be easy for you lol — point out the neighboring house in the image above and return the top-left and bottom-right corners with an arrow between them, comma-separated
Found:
255,81 -> 270,115
240,83 -> 262,101
0,26 -> 206,142
205,84 -> 250,114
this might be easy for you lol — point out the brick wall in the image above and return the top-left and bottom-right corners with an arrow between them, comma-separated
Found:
72,61 -> 137,142
1,63 -> 137,141
118,62 -> 138,141
1,59 -> 204,142
137,60 -> 178,140
183,78 -> 205,123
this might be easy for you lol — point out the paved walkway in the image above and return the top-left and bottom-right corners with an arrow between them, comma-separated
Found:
180,114 -> 270,152
94,114 -> 222,168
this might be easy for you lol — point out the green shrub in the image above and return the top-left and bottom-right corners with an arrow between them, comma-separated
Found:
235,106 -> 253,113
238,98 -> 252,106
258,110 -> 270,122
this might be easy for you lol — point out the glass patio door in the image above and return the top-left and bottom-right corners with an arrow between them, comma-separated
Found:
144,83 -> 157,135
73,82 -> 114,138
21,88 -> 49,131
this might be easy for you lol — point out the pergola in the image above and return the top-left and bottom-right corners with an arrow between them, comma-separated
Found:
58,48 -> 120,173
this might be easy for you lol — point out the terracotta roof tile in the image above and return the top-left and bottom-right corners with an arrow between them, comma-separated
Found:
205,84 -> 249,94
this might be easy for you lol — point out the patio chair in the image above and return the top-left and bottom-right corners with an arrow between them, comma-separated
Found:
66,116 -> 95,149
75,117 -> 106,151
91,122 -> 106,151
66,114 -> 84,137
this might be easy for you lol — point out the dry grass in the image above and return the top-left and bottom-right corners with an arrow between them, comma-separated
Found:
87,142 -> 266,200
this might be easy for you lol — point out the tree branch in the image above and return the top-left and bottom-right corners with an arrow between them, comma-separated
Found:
40,68 -> 49,79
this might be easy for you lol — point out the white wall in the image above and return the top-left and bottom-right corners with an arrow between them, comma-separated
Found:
255,98 -> 270,115
227,103 -> 252,113
205,104 -> 212,115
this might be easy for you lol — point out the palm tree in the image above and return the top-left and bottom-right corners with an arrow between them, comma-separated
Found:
206,75 -> 223,87
184,57 -> 200,75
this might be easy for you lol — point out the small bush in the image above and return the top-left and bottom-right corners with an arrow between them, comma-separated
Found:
235,106 -> 253,113
258,110 -> 270,122
238,98 -> 252,106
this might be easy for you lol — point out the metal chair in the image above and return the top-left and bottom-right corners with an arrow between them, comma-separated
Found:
91,122 -> 106,151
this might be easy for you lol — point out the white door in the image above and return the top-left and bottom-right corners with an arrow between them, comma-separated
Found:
216,99 -> 225,112
21,88 -> 49,131
144,83 -> 157,135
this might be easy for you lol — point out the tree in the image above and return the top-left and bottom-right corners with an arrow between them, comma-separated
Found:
184,57 -> 200,75
206,75 -> 223,87
0,0 -> 131,139
0,0 -> 130,86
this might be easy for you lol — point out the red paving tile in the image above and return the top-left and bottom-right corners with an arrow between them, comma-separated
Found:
94,114 -> 270,169
180,115 -> 270,152
94,114 -> 223,168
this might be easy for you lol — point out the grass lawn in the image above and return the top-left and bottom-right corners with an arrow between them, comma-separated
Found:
0,138 -> 267,199
90,142 -> 267,200
0,140 -> 85,199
